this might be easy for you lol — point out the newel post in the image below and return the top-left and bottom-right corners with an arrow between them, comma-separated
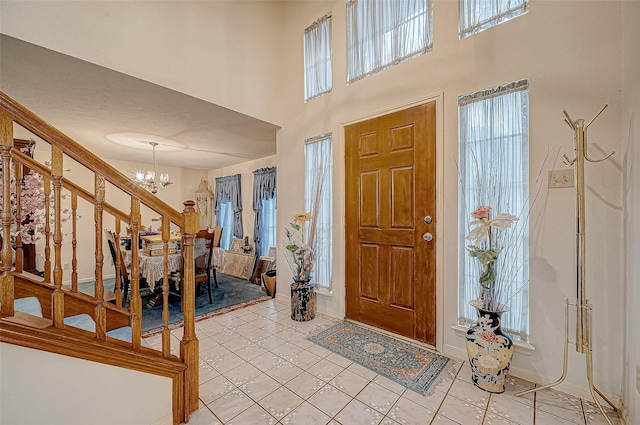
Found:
0,112 -> 14,317
181,200 -> 199,414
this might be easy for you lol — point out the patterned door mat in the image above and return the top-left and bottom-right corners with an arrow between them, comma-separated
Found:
307,321 -> 450,395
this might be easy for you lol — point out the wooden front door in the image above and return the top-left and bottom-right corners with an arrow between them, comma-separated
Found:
345,102 -> 436,345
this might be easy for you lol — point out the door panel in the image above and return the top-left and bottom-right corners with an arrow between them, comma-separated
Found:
360,172 -> 380,227
345,102 -> 436,344
391,166 -> 414,228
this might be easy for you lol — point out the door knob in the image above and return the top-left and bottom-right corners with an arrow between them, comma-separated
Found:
423,232 -> 433,242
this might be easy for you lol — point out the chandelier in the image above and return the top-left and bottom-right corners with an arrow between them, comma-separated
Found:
135,142 -> 172,194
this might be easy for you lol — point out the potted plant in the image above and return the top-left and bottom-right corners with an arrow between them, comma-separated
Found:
464,205 -> 519,393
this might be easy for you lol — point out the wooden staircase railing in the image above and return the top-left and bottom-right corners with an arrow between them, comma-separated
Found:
0,91 -> 199,425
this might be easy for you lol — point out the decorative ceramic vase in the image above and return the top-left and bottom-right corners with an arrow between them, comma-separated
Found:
291,277 -> 315,321
465,308 -> 513,393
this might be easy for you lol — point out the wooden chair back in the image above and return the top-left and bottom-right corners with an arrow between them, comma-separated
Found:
178,228 -> 219,309
104,230 -> 130,306
210,226 -> 223,248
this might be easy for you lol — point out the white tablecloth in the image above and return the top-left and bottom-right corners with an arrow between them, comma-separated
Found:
123,247 -> 226,290
123,250 -> 180,290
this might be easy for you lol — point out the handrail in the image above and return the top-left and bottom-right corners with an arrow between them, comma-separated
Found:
0,91 -> 184,226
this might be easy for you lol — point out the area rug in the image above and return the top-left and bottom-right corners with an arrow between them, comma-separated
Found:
307,321 -> 450,395
140,273 -> 271,334
73,274 -> 271,335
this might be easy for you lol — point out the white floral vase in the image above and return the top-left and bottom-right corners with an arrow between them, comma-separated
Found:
465,308 -> 513,393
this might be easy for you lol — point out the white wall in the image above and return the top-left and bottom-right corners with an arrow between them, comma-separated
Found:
0,0 -> 286,126
277,0 -> 624,401
0,343 -> 172,425
622,1 -> 640,423
207,155 -> 276,244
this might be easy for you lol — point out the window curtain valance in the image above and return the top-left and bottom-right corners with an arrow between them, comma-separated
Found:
214,174 -> 243,238
252,167 -> 277,257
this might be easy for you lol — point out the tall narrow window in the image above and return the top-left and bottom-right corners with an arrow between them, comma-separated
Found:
305,134 -> 333,291
304,13 -> 333,101
260,197 -> 277,257
346,0 -> 433,84
458,0 -> 528,39
217,201 -> 234,250
458,79 -> 530,341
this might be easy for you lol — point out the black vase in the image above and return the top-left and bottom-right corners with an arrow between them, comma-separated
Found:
290,277 -> 315,321
465,308 -> 514,393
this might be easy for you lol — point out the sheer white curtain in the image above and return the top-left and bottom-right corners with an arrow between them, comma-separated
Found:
458,0 -> 528,39
217,202 -> 234,250
260,197 -> 277,257
305,135 -> 333,290
304,13 -> 332,101
346,0 -> 433,84
458,79 -> 530,341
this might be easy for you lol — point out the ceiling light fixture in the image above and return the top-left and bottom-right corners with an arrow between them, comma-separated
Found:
135,142 -> 172,194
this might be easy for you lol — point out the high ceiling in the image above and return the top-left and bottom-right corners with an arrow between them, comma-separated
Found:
0,35 -> 280,170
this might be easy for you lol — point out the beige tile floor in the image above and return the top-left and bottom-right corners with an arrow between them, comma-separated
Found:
145,298 -> 622,425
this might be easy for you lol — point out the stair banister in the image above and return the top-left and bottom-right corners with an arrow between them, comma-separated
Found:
0,91 -> 201,423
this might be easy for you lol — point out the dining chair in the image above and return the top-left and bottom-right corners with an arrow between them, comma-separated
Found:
179,227 -> 222,309
104,230 -> 131,305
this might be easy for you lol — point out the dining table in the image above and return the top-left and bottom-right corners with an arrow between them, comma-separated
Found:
122,246 -> 226,291
122,249 -> 180,291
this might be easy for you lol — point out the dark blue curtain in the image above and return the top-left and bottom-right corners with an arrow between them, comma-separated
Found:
252,167 -> 276,257
214,174 -> 243,238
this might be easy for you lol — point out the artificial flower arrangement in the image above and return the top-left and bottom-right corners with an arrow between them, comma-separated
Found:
466,205 -> 518,312
284,212 -> 315,281
0,165 -> 73,245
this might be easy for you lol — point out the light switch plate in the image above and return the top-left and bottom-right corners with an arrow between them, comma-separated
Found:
548,169 -> 574,188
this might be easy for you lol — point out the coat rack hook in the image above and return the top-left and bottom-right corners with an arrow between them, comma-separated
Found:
562,109 -> 577,130
583,105 -> 614,162
563,154 -> 576,166
584,149 -> 615,163
585,104 -> 608,130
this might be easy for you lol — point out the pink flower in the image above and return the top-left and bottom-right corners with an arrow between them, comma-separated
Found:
471,206 -> 492,219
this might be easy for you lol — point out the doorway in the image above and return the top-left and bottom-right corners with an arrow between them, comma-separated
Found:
345,102 -> 436,345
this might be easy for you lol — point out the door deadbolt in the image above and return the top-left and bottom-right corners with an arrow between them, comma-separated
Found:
423,215 -> 433,224
423,232 -> 433,242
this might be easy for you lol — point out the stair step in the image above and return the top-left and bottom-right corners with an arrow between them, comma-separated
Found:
14,297 -> 149,347
64,314 -> 150,347
3,311 -> 52,329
